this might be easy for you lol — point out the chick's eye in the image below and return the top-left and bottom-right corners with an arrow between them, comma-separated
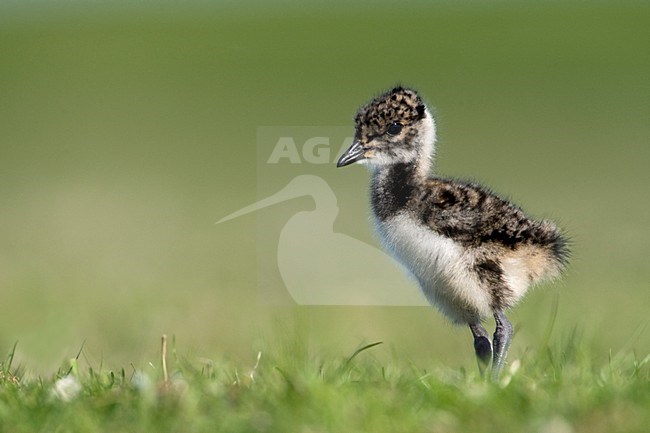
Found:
386,122 -> 403,136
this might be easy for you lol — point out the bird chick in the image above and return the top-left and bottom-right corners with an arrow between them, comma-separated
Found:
337,86 -> 569,377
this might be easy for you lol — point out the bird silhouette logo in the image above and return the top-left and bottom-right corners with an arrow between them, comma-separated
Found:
217,174 -> 428,306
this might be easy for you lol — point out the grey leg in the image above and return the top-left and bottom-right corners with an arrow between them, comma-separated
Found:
469,322 -> 492,376
492,310 -> 514,379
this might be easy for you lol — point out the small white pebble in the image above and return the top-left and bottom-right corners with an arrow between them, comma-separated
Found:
500,358 -> 522,388
132,371 -> 154,394
539,416 -> 574,433
52,376 -> 81,402
171,377 -> 189,394
509,359 -> 521,375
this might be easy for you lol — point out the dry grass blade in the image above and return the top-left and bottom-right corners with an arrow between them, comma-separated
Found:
161,334 -> 169,383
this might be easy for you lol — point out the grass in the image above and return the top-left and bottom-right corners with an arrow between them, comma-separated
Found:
1,335 -> 648,433
1,0 -> 648,371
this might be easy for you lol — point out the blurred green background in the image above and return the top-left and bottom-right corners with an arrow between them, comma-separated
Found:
1,1 -> 648,373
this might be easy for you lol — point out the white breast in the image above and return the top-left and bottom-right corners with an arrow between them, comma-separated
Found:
374,212 -> 493,324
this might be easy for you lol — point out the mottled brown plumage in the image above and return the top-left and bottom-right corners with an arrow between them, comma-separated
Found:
337,86 -> 569,378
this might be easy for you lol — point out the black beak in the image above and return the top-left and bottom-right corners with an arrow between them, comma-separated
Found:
336,140 -> 366,168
